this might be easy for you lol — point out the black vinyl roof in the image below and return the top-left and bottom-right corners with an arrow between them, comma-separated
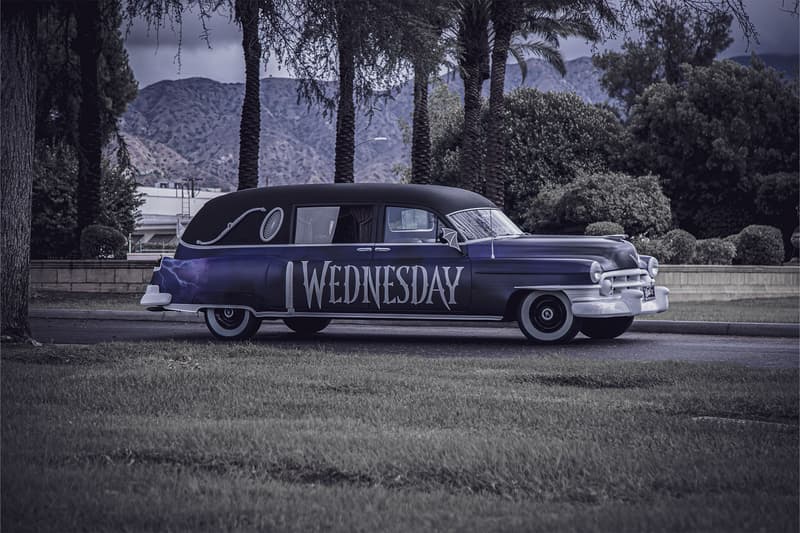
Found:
181,183 -> 496,246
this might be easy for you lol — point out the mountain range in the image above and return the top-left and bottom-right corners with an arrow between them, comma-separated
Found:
120,54 -> 797,191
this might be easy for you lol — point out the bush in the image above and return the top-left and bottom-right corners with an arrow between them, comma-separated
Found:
692,238 -> 736,265
736,225 -> 785,265
661,229 -> 696,264
630,235 -> 671,260
80,225 -> 127,259
526,172 -> 672,235
585,221 -> 625,236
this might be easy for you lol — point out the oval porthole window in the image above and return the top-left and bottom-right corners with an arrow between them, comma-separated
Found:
259,207 -> 283,242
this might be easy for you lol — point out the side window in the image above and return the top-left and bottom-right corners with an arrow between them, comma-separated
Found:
294,205 -> 374,244
383,206 -> 441,243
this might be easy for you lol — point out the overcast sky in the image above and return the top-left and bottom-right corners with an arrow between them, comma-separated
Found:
124,0 -> 799,89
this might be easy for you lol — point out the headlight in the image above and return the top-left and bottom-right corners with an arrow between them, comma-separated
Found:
647,257 -> 659,278
589,261 -> 603,283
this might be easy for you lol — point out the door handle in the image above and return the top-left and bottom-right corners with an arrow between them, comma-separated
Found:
374,247 -> 391,252
356,247 -> 372,252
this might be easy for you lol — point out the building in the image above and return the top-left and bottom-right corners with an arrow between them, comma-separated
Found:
130,182 -> 225,256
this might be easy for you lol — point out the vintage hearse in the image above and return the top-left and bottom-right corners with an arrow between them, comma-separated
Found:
140,183 -> 669,343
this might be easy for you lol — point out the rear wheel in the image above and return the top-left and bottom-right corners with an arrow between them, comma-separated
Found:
579,316 -> 634,339
517,291 -> 581,344
204,308 -> 261,340
284,317 -> 331,335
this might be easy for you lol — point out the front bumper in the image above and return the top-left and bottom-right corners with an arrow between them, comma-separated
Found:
571,286 -> 669,318
140,284 -> 172,307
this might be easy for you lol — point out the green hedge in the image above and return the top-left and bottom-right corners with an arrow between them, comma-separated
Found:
692,238 -> 736,265
735,225 -> 785,265
585,221 -> 625,236
80,225 -> 127,259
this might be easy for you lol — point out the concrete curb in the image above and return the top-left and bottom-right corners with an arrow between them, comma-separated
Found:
30,309 -> 799,338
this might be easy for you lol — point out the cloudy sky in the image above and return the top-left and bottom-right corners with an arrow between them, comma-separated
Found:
124,0 -> 799,89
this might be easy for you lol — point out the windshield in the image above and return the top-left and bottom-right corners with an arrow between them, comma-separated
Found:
448,209 -> 524,241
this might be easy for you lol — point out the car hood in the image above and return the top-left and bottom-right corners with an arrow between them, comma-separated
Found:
487,235 -> 641,270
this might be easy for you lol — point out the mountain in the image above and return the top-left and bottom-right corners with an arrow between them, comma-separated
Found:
120,54 -> 797,191
120,56 -> 610,191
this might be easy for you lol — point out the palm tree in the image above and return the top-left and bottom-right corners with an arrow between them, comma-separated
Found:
485,0 -> 603,208
235,0 -> 262,190
455,0 -> 491,194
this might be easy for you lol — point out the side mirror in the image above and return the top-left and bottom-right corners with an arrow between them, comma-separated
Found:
439,227 -> 462,253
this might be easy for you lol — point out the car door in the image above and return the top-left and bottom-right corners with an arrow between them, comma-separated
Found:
370,205 -> 471,315
281,204 -> 376,314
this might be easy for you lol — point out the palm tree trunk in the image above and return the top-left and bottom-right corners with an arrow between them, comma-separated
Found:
75,0 -> 103,243
484,22 -> 513,208
236,0 -> 261,190
410,61 -> 431,184
1,4 -> 37,340
334,31 -> 355,183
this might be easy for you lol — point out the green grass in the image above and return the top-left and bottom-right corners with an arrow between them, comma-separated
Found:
636,297 -> 799,323
2,342 -> 797,532
30,292 -> 800,323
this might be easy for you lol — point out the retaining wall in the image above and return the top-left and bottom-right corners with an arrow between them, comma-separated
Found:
30,260 -> 799,302
31,260 -> 158,294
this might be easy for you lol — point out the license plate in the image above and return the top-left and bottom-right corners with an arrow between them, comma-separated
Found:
642,285 -> 656,301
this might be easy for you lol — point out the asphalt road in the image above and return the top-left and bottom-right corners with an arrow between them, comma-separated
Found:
31,317 -> 799,368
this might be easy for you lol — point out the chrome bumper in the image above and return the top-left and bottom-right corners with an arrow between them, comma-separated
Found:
140,284 -> 172,307
571,286 -> 669,318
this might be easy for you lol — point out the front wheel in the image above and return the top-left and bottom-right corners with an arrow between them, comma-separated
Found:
579,316 -> 634,339
204,308 -> 261,340
517,291 -> 581,344
283,317 -> 331,335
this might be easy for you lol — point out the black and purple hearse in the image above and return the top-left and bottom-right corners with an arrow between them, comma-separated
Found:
140,183 -> 669,343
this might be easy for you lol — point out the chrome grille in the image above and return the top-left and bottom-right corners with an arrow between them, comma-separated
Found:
602,268 -> 652,295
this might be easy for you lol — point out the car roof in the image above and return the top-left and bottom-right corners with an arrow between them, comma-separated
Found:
206,183 -> 492,213
181,183 -> 496,246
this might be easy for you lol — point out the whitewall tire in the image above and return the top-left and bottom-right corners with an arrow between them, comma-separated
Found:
517,291 -> 581,344
204,308 -> 261,340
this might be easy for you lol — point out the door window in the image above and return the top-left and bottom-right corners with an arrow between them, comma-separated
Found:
295,205 -> 374,244
384,206 -> 442,243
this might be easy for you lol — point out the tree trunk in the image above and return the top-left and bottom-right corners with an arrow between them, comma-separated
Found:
236,0 -> 261,190
1,5 -> 37,340
334,31 -> 355,184
459,58 -> 484,194
484,22 -> 513,208
75,0 -> 103,244
410,61 -> 431,184
458,13 -> 489,194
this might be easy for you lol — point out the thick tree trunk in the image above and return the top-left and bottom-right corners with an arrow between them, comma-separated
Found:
236,0 -> 261,190
484,23 -> 513,208
75,0 -> 103,244
1,5 -> 37,340
458,14 -> 489,194
334,33 -> 355,184
459,59 -> 484,194
410,61 -> 431,184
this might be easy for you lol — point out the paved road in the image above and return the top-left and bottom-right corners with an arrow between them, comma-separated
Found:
31,317 -> 799,368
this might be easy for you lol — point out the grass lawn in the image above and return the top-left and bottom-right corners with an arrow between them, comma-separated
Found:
2,342 -> 797,532
30,292 -> 800,323
636,297 -> 799,324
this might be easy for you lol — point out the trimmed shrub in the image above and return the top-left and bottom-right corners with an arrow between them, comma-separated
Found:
80,224 -> 127,259
661,229 -> 696,264
630,235 -> 671,260
692,238 -> 736,265
585,221 -> 625,236
736,225 -> 785,265
525,172 -> 672,236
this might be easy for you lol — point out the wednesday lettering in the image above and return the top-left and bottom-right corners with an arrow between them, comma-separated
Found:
300,261 -> 463,311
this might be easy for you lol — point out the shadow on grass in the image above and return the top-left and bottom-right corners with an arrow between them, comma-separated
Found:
509,373 -> 667,389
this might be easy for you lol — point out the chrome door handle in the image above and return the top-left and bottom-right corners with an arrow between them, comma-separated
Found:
374,247 -> 391,252
356,247 -> 372,252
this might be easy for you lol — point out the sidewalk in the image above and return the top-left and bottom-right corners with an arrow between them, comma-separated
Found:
30,308 -> 800,338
